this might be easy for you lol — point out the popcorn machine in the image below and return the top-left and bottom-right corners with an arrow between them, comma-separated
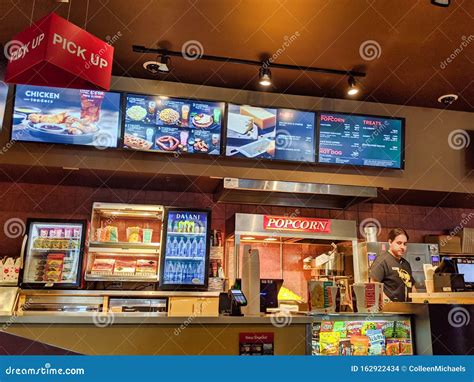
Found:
225,213 -> 362,307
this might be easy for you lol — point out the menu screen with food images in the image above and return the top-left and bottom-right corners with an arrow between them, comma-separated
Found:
123,94 -> 224,155
225,104 -> 315,162
12,85 -> 122,147
317,112 -> 404,169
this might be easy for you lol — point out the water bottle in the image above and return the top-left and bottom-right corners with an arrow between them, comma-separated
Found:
167,262 -> 174,283
175,262 -> 182,283
177,238 -> 185,257
171,237 -> 178,256
185,263 -> 192,283
185,238 -> 191,258
190,238 -> 197,258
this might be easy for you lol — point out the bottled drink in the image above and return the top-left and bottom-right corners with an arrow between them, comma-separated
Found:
178,238 -> 185,257
191,238 -> 197,258
167,262 -> 174,282
176,263 -> 182,283
197,238 -> 205,258
171,237 -> 178,256
185,238 -> 191,258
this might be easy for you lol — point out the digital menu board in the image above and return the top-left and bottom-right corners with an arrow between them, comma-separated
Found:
123,94 -> 224,155
225,104 -> 315,162
317,112 -> 404,169
12,85 -> 121,148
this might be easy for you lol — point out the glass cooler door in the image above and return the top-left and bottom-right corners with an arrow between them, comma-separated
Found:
21,219 -> 87,288
159,208 -> 211,290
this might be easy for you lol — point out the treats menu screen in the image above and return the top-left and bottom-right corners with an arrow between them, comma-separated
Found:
225,104 -> 315,162
317,112 -> 404,169
124,94 -> 224,155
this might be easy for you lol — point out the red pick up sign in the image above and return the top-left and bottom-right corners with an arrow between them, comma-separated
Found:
263,215 -> 331,233
5,12 -> 113,90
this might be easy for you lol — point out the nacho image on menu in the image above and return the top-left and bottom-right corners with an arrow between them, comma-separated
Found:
12,85 -> 121,147
225,103 -> 315,162
123,94 -> 224,155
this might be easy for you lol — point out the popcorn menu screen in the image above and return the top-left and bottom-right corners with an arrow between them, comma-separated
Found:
225,103 -> 315,162
12,85 -> 121,147
123,94 -> 224,155
317,112 -> 404,169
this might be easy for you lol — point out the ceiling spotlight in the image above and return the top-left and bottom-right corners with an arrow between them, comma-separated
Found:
431,0 -> 451,7
259,66 -> 272,86
347,76 -> 359,96
143,55 -> 171,74
242,236 -> 256,241
437,94 -> 458,105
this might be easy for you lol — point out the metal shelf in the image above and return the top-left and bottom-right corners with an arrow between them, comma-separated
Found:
166,232 -> 206,236
90,252 -> 159,258
85,273 -> 159,282
89,241 -> 160,250
30,248 -> 80,252
165,256 -> 204,261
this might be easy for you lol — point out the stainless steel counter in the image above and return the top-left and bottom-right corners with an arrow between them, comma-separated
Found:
0,311 -> 411,325
0,313 -> 314,325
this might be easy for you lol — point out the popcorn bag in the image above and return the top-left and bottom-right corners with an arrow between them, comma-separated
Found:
308,280 -> 339,313
352,282 -> 384,313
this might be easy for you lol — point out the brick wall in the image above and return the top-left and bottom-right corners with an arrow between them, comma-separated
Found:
1,181 -> 473,258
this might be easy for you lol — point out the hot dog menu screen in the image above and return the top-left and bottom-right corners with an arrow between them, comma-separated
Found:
225,104 -> 315,162
124,94 -> 224,155
317,112 -> 404,169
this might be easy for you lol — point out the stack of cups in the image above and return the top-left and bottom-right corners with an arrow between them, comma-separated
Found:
352,282 -> 384,313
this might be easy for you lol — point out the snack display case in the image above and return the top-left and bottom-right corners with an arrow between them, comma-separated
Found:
85,203 -> 163,283
20,219 -> 87,289
311,314 -> 414,356
159,208 -> 211,290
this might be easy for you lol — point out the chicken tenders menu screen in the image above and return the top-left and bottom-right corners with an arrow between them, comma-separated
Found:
225,104 -> 315,162
12,85 -> 121,147
317,112 -> 404,169
123,94 -> 224,155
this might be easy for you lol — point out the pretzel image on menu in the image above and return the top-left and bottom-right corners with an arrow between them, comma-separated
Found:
156,135 -> 180,151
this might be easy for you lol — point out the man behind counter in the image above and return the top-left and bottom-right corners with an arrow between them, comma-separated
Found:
370,228 -> 417,302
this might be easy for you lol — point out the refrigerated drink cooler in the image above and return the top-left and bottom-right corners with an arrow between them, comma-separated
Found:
159,208 -> 211,290
20,219 -> 87,289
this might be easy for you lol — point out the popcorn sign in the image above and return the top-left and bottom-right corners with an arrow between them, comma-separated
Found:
5,12 -> 113,90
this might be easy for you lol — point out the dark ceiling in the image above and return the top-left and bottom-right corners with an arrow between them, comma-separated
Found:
0,0 -> 473,112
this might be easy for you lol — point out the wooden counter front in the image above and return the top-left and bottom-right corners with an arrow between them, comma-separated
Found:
410,292 -> 474,304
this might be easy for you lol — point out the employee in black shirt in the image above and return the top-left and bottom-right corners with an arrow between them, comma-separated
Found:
370,228 -> 417,302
